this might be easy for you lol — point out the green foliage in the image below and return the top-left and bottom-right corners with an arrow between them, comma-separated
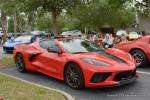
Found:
17,0 -> 81,34
0,0 -> 136,34
70,0 -> 135,31
0,75 -> 67,100
8,14 -> 26,33
8,18 -> 14,32
35,14 -> 52,32
0,0 -> 19,15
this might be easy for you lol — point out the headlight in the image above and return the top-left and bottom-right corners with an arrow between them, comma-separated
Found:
81,58 -> 110,66
128,53 -> 132,60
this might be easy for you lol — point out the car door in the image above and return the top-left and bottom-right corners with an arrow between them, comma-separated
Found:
35,40 -> 66,76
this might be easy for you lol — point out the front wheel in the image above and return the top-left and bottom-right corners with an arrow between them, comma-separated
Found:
16,53 -> 26,73
64,63 -> 84,89
131,50 -> 147,67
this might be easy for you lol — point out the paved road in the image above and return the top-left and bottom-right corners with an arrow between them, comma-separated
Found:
0,67 -> 150,100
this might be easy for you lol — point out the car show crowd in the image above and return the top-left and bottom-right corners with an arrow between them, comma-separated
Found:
86,30 -> 144,49
1,29 -> 144,47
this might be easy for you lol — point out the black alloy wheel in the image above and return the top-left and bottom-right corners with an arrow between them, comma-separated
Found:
16,53 -> 26,72
131,49 -> 147,67
64,63 -> 84,89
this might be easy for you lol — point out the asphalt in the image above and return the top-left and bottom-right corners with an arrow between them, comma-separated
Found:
0,67 -> 150,100
1,46 -> 150,100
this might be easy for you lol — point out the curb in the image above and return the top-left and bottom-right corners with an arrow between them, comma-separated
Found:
0,72 -> 75,100
0,65 -> 15,69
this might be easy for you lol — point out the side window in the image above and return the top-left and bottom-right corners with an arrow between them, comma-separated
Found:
40,40 -> 61,51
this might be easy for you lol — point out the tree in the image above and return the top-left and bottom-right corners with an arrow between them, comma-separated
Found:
70,0 -> 135,31
8,17 -> 14,32
1,10 -> 7,43
135,0 -> 150,16
0,0 -> 11,43
0,0 -> 22,41
35,13 -> 52,32
18,0 -> 81,36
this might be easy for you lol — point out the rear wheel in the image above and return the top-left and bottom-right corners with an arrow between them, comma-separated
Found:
64,63 -> 84,89
131,49 -> 147,67
16,53 -> 26,73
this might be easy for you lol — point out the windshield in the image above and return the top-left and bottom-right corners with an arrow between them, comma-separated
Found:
129,32 -> 138,35
59,39 -> 104,54
116,30 -> 127,36
14,36 -> 32,43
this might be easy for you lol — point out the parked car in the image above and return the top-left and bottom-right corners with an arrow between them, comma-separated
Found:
61,30 -> 82,37
31,31 -> 45,35
3,35 -> 33,53
128,32 -> 142,40
115,35 -> 150,67
14,37 -> 137,89
116,30 -> 127,36
0,31 -> 3,37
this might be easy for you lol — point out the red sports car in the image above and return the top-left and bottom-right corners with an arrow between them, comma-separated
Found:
116,35 -> 150,67
13,37 -> 137,89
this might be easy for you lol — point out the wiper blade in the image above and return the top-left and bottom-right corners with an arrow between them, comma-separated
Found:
72,52 -> 87,54
95,50 -> 104,53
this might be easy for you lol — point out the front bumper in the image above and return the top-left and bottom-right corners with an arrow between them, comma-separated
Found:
3,46 -> 14,52
84,68 -> 138,88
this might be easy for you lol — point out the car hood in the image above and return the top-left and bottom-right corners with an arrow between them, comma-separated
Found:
105,48 -> 131,62
71,48 -> 134,67
3,40 -> 21,47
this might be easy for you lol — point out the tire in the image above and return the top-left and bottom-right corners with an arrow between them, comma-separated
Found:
131,49 -> 148,67
64,63 -> 84,89
16,53 -> 26,73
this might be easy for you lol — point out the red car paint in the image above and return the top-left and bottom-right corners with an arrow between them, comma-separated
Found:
116,35 -> 150,62
13,37 -> 137,88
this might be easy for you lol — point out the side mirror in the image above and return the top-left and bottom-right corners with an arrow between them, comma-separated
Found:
47,47 -> 62,54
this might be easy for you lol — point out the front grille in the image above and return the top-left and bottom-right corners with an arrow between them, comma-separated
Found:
90,73 -> 111,83
114,70 -> 136,81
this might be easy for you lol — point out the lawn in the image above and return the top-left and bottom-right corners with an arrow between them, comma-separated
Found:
0,57 -> 14,68
0,75 -> 67,100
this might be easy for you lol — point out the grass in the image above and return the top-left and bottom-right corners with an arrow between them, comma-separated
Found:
0,75 -> 67,100
0,57 -> 14,68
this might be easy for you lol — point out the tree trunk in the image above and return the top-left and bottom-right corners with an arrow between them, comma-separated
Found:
14,11 -> 17,37
17,13 -> 23,34
148,0 -> 150,13
52,11 -> 58,36
27,12 -> 34,32
1,11 -> 8,43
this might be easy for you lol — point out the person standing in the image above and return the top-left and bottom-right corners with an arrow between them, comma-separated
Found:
102,34 -> 113,48
120,33 -> 128,43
